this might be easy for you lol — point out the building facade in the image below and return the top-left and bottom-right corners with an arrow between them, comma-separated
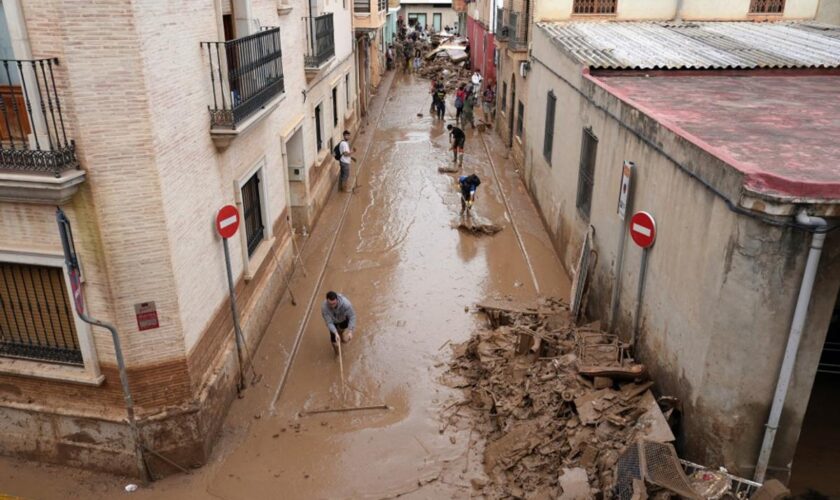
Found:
465,0 -> 499,83
0,0 -> 357,477
399,0 -> 459,32
353,0 -> 389,117
525,16 -> 839,484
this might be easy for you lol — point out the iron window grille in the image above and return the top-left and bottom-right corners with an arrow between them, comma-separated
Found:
242,174 -> 265,256
332,87 -> 339,127
354,0 -> 370,13
543,90 -> 556,163
749,0 -> 785,13
201,28 -> 285,130
0,262 -> 83,365
304,13 -> 336,68
516,100 -> 524,138
0,58 -> 78,177
576,127 -> 598,219
378,0 -> 386,12
315,104 -> 323,151
573,0 -> 617,14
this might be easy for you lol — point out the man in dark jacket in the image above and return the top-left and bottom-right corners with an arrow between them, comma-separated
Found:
458,174 -> 481,214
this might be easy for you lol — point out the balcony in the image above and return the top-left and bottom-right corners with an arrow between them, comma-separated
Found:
304,13 -> 336,72
495,8 -> 508,41
501,8 -> 528,51
201,28 -> 285,149
0,58 -> 84,205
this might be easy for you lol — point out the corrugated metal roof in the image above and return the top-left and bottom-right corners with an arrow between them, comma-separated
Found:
539,21 -> 840,70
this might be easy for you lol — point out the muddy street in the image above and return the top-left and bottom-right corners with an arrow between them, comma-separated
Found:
0,72 -> 569,499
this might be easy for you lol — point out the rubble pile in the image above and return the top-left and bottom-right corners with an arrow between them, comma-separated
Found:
416,41 -> 471,92
442,299 -> 677,498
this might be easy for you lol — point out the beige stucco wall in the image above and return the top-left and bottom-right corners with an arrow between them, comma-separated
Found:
816,0 -> 840,23
399,4 -> 459,29
525,26 -> 840,480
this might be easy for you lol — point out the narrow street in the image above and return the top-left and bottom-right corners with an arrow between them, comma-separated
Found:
0,72 -> 570,499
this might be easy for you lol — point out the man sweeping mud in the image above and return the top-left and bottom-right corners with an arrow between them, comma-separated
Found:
322,291 -> 356,355
447,123 -> 466,166
458,174 -> 481,214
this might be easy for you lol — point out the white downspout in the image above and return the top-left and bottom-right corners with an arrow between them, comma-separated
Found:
754,209 -> 828,483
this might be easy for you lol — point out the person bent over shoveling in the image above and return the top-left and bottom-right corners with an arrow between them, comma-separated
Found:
447,124 -> 465,166
459,174 -> 481,215
322,290 -> 356,355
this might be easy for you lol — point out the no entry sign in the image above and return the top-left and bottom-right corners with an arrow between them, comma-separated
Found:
216,205 -> 240,239
630,211 -> 656,249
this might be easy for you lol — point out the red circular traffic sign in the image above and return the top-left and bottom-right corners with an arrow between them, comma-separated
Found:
630,211 -> 656,249
216,205 -> 240,239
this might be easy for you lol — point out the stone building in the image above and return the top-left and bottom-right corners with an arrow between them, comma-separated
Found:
0,0 -> 357,477
399,0 -> 459,32
524,13 -> 840,487
465,0 -> 499,84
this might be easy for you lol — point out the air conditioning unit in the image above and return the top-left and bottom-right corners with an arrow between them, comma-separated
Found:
519,60 -> 531,78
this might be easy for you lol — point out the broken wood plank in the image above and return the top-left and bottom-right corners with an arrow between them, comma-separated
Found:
302,404 -> 390,416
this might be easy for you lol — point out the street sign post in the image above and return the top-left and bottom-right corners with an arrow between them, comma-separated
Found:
629,210 -> 656,349
216,205 -> 247,393
609,161 -> 635,333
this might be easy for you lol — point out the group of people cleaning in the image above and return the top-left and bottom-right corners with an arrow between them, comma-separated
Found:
429,70 -> 494,127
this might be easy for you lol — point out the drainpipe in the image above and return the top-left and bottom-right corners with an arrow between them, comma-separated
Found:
673,0 -> 684,21
754,209 -> 828,483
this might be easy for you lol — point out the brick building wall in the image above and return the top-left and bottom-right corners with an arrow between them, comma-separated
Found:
0,0 -> 353,476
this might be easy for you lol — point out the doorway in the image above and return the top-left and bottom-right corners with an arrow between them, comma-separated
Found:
789,291 -> 840,497
433,13 -> 442,33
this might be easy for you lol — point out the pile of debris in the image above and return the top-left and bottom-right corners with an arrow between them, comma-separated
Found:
455,217 -> 503,236
442,299 -> 776,499
416,40 -> 471,92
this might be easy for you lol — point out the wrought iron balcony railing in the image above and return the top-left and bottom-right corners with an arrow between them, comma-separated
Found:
304,13 -> 336,69
495,7 -> 507,40
0,58 -> 77,177
201,28 -> 285,130
503,8 -> 528,50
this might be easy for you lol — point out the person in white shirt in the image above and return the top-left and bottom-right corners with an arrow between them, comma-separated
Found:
338,130 -> 356,192
470,70 -> 483,95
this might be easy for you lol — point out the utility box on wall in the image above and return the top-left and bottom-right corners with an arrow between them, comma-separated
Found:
288,165 -> 305,182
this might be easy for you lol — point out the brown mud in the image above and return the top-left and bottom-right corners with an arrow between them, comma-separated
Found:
0,72 -> 569,498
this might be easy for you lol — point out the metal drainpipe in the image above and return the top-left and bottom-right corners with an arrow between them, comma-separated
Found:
754,209 -> 828,483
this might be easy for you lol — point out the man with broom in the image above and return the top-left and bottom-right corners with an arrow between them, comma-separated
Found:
322,291 -> 357,355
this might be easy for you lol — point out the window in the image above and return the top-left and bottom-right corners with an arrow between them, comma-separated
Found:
315,103 -> 323,151
516,100 -> 524,138
572,0 -> 617,14
543,91 -> 556,163
501,81 -> 507,112
332,86 -> 339,127
0,262 -> 82,365
354,0 -> 370,13
241,173 -> 265,256
749,0 -> 784,13
576,127 -> 598,219
345,74 -> 350,111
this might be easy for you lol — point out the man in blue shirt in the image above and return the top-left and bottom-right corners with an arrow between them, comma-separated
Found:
458,174 -> 481,214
